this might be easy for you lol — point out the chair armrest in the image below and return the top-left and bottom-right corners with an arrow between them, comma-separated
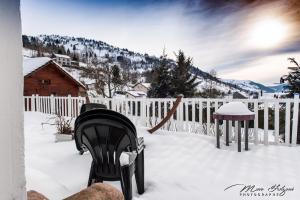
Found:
120,151 -> 137,167
119,137 -> 144,166
137,137 -> 145,154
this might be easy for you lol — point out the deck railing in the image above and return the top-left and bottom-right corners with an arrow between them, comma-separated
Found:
24,95 -> 300,146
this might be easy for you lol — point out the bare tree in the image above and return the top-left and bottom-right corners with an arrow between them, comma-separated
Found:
81,57 -> 124,98
200,69 -> 222,98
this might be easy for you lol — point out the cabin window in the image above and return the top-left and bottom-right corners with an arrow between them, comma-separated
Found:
39,79 -> 51,85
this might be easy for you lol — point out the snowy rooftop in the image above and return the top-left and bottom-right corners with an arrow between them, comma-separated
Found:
127,90 -> 147,97
25,112 -> 300,200
54,54 -> 71,59
141,83 -> 151,88
23,57 -> 51,76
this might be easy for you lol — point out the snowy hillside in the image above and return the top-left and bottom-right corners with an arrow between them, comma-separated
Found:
268,83 -> 289,93
22,34 -> 274,94
222,79 -> 274,93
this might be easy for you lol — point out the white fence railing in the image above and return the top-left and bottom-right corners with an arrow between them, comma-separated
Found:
24,95 -> 300,146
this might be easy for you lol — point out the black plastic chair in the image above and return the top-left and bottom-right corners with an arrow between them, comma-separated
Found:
80,103 -> 107,114
74,108 -> 145,200
75,103 -> 108,154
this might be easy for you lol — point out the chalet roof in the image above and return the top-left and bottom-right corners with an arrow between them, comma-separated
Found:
232,91 -> 247,99
134,82 -> 151,89
126,90 -> 147,97
23,57 -> 51,76
54,54 -> 71,59
23,57 -> 86,89
142,83 -> 151,88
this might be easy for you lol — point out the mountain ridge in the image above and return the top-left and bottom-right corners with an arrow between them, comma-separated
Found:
22,34 -> 274,94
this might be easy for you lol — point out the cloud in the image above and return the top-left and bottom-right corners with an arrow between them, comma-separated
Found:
220,51 -> 300,84
21,0 -> 300,84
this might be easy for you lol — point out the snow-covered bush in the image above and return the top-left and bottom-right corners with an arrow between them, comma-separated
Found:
54,114 -> 73,135
42,114 -> 73,135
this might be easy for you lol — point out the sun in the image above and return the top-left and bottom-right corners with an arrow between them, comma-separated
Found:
248,18 -> 288,49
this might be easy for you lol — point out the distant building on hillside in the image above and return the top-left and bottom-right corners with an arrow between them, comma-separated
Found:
232,91 -> 247,99
23,57 -> 86,96
126,91 -> 147,98
52,54 -> 72,66
133,82 -> 151,93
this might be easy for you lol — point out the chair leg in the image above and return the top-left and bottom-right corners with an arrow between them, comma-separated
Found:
135,150 -> 145,194
120,165 -> 133,200
88,161 -> 96,187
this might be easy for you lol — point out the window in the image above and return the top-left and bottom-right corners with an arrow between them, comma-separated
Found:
39,79 -> 51,85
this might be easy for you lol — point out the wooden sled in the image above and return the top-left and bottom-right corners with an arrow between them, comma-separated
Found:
148,95 -> 183,134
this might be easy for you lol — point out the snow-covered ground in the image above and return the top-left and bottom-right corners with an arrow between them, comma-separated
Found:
25,112 -> 300,200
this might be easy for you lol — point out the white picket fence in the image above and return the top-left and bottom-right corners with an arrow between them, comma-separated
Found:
24,95 -> 300,146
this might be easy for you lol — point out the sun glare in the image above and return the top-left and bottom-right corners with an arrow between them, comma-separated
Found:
248,18 -> 288,49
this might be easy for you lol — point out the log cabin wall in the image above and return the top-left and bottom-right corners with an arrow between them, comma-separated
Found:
24,62 -> 84,97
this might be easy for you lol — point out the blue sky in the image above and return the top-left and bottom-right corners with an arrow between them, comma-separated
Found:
21,0 -> 300,85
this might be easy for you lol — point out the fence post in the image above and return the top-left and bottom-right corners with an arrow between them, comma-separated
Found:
141,99 -> 146,126
207,100 -> 211,135
36,94 -> 40,112
50,94 -> 54,114
68,94 -> 72,117
285,101 -> 291,145
274,101 -> 279,144
254,100 -> 258,145
264,100 -> 269,145
31,94 -> 35,111
292,94 -> 299,146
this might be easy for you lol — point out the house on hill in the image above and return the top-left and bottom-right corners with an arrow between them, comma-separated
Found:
52,54 -> 72,66
23,57 -> 86,96
232,91 -> 247,99
133,82 -> 151,93
126,90 -> 147,98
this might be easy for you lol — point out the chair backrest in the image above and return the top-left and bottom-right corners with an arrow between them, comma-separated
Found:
80,103 -> 108,114
75,109 -> 137,179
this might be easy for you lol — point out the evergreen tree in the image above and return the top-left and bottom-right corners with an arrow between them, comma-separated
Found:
57,45 -> 66,54
72,53 -> 79,61
147,50 -> 173,98
170,50 -> 199,97
281,58 -> 300,97
22,35 -> 30,48
111,65 -> 122,91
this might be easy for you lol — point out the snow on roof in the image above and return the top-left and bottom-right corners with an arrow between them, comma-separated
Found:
216,102 -> 254,115
23,57 -> 51,76
51,60 -> 86,88
134,82 -> 151,89
54,54 -> 71,59
141,83 -> 151,88
126,90 -> 147,97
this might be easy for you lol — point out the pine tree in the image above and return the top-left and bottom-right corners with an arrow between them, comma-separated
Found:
22,35 -> 30,48
281,58 -> 300,97
112,65 -> 123,91
170,50 -> 199,97
147,50 -> 173,98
